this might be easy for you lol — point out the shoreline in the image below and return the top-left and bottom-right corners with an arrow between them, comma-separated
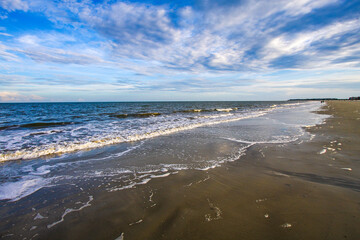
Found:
1,101 -> 360,239
44,101 -> 360,239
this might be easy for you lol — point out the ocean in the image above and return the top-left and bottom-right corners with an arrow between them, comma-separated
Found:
0,101 -> 327,238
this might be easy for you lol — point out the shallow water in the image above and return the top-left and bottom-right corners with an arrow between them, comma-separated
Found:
0,101 -> 328,238
0,101 -> 306,161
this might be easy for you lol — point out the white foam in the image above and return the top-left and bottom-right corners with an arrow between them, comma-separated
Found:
215,108 -> 233,112
281,223 -> 292,228
273,172 -> 290,177
160,164 -> 189,171
1,110 -> 270,162
149,191 -> 154,203
32,165 -> 51,175
34,213 -> 46,220
309,134 -> 316,141
0,176 -> 49,202
137,169 -> 163,174
129,219 -> 143,226
111,172 -> 169,191
114,233 -> 124,240
195,165 -> 218,171
195,113 -> 233,119
150,173 -> 171,178
47,195 -> 93,228
138,178 -> 151,184
108,182 -> 137,192
205,198 -> 222,222
223,137 -> 297,145
196,175 -> 210,184
319,149 -> 327,154
341,168 -> 352,171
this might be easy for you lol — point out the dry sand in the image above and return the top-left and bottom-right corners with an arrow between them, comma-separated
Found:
28,101 -> 360,240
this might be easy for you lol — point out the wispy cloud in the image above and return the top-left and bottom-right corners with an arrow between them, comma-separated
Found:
0,0 -> 359,101
0,0 -> 28,12
0,91 -> 43,102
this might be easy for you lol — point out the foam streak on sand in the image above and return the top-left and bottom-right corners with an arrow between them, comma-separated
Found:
129,219 -> 143,226
114,233 -> 124,240
281,223 -> 292,228
47,196 -> 93,229
205,198 -> 222,222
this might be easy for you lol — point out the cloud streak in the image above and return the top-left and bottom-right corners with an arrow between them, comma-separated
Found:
0,91 -> 43,102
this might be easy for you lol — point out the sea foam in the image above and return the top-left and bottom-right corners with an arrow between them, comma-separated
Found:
1,110 -> 270,162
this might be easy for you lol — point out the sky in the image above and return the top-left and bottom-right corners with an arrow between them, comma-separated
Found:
0,0 -> 359,102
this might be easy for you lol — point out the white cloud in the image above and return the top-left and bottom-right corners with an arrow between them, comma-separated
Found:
78,2 -> 178,47
0,43 -> 20,61
0,0 -> 28,11
265,19 -> 360,56
70,0 -> 353,73
0,32 -> 11,37
7,33 -> 107,65
0,91 -> 43,102
283,0 -> 339,16
1,0 -> 359,75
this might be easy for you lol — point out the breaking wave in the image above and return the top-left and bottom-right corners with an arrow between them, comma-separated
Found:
0,110 -> 268,162
110,112 -> 161,118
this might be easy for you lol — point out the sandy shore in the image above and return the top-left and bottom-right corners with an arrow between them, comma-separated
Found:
4,101 -> 360,240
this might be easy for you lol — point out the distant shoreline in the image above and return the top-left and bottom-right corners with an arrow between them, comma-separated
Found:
288,97 -> 360,101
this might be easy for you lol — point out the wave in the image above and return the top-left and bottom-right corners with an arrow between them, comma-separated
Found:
175,108 -> 238,113
0,111 -> 269,162
223,136 -> 300,144
215,108 -> 234,112
21,122 -> 74,128
0,125 -> 16,131
174,109 -> 204,113
0,122 -> 74,131
111,112 -> 161,118
28,129 -> 63,136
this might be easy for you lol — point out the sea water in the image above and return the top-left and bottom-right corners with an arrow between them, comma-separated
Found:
0,101 -> 328,236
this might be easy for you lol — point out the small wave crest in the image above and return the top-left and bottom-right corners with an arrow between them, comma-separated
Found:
215,108 -> 233,112
174,109 -> 204,113
0,111 -> 268,162
111,112 -> 161,118
174,108 -> 237,113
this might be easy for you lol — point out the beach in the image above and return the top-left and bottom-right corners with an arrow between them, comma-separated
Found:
2,0 -> 359,239
1,101 -> 359,239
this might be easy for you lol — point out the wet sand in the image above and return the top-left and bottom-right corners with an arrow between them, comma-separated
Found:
3,101 -> 360,239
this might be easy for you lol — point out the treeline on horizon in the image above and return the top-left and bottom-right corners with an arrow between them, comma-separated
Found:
288,97 -> 360,101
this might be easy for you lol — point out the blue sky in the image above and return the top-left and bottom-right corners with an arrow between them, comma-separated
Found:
0,0 -> 359,102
